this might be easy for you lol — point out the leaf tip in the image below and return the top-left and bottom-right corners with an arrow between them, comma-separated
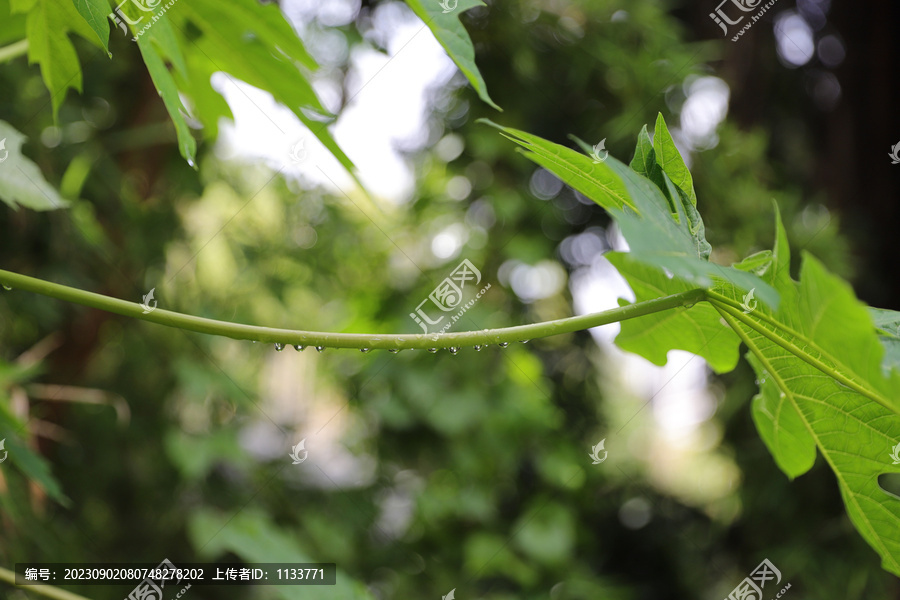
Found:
476,118 -> 503,130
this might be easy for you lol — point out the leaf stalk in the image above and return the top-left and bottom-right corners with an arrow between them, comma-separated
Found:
0,269 -> 706,350
0,567 -> 93,600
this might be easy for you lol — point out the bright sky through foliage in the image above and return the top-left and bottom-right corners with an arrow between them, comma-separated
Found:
217,0 -> 459,203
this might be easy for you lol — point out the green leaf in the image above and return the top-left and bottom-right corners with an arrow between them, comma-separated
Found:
175,0 -> 323,111
179,52 -> 234,140
481,119 -> 634,212
492,117 -> 900,574
661,170 -> 711,260
629,124 -> 667,199
404,0 -> 500,111
643,116 -> 707,259
189,508 -> 375,600
163,428 -> 249,481
195,0 -> 317,71
0,0 -> 27,45
0,120 -> 69,211
512,500 -> 577,565
0,402 -> 69,506
653,113 -> 696,206
464,532 -> 537,586
11,0 -> 106,117
747,349 -> 817,477
133,18 -> 197,165
174,0 -> 360,179
482,119 -> 777,309
71,0 -> 110,54
607,252 -> 741,374
709,213 -> 900,575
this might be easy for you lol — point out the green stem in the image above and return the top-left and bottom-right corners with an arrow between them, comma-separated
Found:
0,269 -> 706,350
0,39 -> 29,64
0,567 -> 93,600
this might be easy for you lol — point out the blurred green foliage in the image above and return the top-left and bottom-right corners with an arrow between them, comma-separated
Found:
0,0 -> 895,599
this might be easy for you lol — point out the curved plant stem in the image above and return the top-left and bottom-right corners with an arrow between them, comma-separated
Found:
0,269 -> 706,350
0,567 -> 93,600
0,39 -> 28,64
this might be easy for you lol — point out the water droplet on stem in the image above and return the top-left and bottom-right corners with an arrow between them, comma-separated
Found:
274,343 -> 285,351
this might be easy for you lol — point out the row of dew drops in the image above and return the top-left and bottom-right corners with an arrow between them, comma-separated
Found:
268,341 -> 529,354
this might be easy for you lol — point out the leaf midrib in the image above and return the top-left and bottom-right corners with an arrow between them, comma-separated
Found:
708,293 -> 896,415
